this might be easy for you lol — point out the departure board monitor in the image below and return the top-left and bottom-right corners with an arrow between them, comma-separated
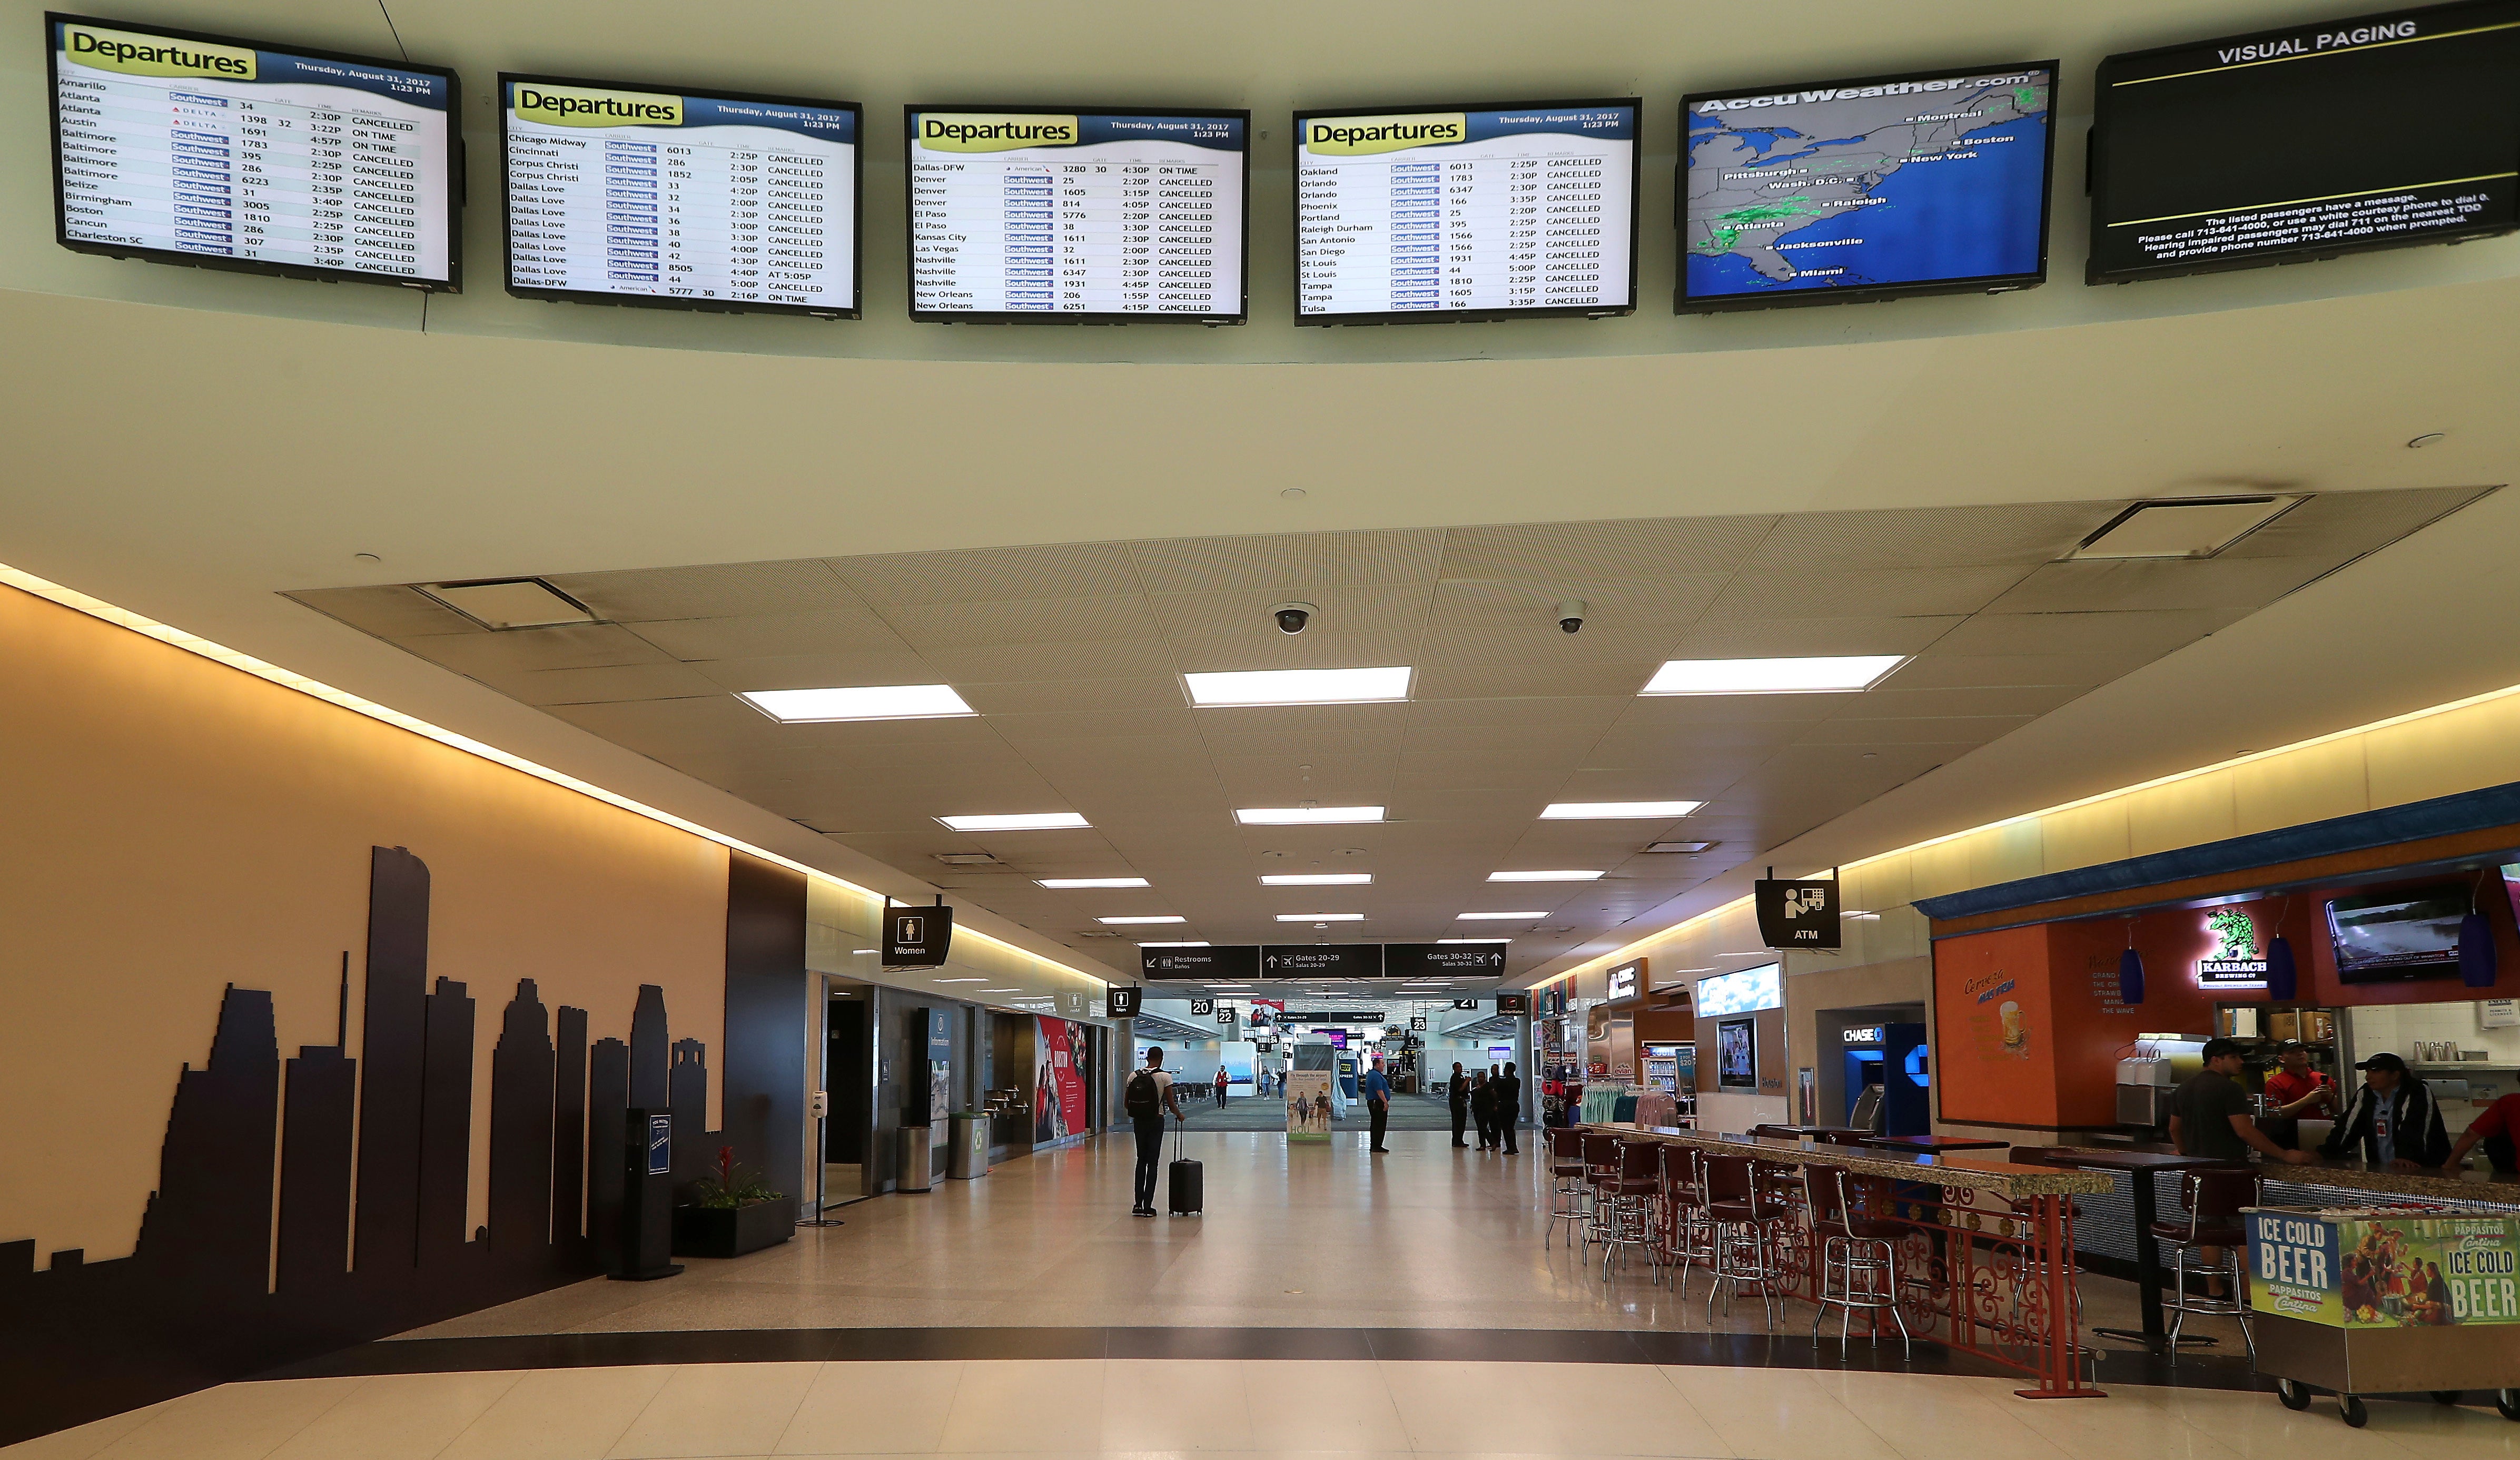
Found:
1679,63 -> 2057,312
2091,0 -> 2520,283
1295,99 -> 1639,323
47,13 -> 459,289
906,106 -> 1247,321
502,75 -> 859,318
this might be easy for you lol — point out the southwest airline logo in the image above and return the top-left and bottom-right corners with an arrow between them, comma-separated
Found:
918,114 -> 1079,151
513,83 -> 681,127
1304,113 -> 1466,156
61,24 -> 254,80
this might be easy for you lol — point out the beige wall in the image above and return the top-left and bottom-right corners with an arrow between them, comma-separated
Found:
0,584 -> 731,1268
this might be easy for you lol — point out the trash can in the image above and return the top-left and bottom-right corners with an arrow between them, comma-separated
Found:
897,1124 -> 933,1193
947,1112 -> 990,1180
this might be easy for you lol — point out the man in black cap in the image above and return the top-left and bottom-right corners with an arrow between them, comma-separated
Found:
2169,1038 -> 2317,1166
2321,1052 -> 2452,1170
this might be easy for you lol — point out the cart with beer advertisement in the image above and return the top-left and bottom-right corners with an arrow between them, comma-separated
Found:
2244,1206 -> 2520,1427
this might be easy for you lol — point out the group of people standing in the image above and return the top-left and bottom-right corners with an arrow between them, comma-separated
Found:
1447,1061 -> 1521,1154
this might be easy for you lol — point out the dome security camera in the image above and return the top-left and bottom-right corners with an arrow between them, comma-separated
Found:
1271,601 -> 1316,635
1555,599 -> 1587,635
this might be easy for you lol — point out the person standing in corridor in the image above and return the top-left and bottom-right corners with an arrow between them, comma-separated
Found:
1448,1061 -> 1469,1147
1470,1071 -> 1495,1150
1124,1047 -> 1182,1218
1491,1062 -> 1522,1154
1362,1054 -> 1393,1152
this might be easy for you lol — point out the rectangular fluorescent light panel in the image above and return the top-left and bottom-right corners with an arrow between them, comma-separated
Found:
934,977 -> 986,983
1184,666 -> 1411,707
2071,497 -> 2299,560
1236,805 -> 1386,825
1540,801 -> 1704,820
1644,656 -> 1904,696
1645,840 -> 1717,853
420,578 -> 598,630
1458,911 -> 1546,920
981,988 -> 1022,992
1139,940 -> 1210,948
1096,915 -> 1185,925
741,684 -> 976,722
1262,873 -> 1372,885
1487,870 -> 1603,882
1277,913 -> 1366,921
1438,938 -> 1510,944
1036,877 -> 1149,889
936,812 -> 1091,832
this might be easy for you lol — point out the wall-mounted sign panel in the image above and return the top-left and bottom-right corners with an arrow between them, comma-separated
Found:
1605,958 -> 1645,1000
1495,991 -> 1531,1016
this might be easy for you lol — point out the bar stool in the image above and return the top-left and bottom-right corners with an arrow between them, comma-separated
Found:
1702,1153 -> 1783,1327
1579,1131 -> 1622,1246
2158,1167 -> 2260,1357
1657,1143 -> 1717,1289
1597,1139 -> 1662,1279
1543,1127 -> 1588,1249
1803,1163 -> 1911,1355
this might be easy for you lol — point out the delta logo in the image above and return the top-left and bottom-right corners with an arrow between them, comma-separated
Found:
62,24 -> 254,81
918,114 -> 1079,152
1305,114 -> 1467,156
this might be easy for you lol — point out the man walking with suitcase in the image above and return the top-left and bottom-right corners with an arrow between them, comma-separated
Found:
1125,1047 -> 1182,1218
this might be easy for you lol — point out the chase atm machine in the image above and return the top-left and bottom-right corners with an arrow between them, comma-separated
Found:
1843,1023 -> 1928,1136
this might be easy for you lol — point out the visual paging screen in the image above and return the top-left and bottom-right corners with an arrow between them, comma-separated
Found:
1294,100 -> 1639,322
48,13 -> 459,288
502,75 -> 858,317
906,107 -> 1247,321
1679,63 -> 2057,311
2090,0 -> 2520,283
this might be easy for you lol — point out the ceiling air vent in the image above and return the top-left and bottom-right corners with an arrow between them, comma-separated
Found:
1076,929 -> 1129,939
2069,496 -> 2302,560
932,852 -> 1004,867
1644,841 -> 1716,854
417,578 -> 598,630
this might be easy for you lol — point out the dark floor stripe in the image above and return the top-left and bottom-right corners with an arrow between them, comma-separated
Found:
250,1324 -> 2277,1392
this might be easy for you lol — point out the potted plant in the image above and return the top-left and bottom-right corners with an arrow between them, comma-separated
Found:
671,1146 -> 796,1259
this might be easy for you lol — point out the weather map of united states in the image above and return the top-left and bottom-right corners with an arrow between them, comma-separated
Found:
1683,67 -> 2052,303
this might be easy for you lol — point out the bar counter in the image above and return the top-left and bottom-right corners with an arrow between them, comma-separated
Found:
1598,1123 -> 2113,1198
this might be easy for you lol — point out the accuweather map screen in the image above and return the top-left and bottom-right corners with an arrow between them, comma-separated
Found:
1295,100 -> 1639,323
502,74 -> 860,317
2090,1 -> 2520,283
906,107 -> 1247,322
48,13 -> 458,288
1679,64 -> 2055,311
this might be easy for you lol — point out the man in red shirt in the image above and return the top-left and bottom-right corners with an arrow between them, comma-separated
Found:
2262,1040 -> 2336,1117
2446,1091 -> 2520,1172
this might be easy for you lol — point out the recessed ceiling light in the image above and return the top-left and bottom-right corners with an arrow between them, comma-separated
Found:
981,988 -> 1022,992
1138,940 -> 1210,948
1278,912 -> 1365,921
936,812 -> 1091,832
1236,805 -> 1386,825
1184,666 -> 1412,707
1438,938 -> 1511,944
740,684 -> 976,723
1645,840 -> 1717,853
2070,496 -> 2301,560
1643,656 -> 1905,696
1488,870 -> 1603,882
1457,911 -> 1547,921
934,977 -> 986,983
1262,873 -> 1373,885
418,578 -> 597,630
1097,915 -> 1186,925
852,949 -> 877,955
1036,877 -> 1150,889
1541,801 -> 1705,820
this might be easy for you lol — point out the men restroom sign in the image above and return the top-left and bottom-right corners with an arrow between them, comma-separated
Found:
884,899 -> 955,969
1754,877 -> 1840,950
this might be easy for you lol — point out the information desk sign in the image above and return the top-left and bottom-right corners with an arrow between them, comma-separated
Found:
1141,945 -> 1260,980
1294,98 -> 1639,323
906,106 -> 1248,322
1385,943 -> 1507,978
501,73 -> 859,317
1262,944 -> 1385,979
48,13 -> 460,289
2248,1207 -> 2520,1326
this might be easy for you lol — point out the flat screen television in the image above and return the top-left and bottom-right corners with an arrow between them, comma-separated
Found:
1678,61 -> 2057,312
48,12 -> 461,290
2089,0 -> 2520,284
2326,882 -> 2470,981
1716,1017 -> 1758,1090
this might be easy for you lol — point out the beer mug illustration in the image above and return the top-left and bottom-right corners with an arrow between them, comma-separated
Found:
1999,1000 -> 2025,1048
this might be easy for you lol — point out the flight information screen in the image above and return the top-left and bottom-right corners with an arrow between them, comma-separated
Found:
1680,64 -> 2056,311
2091,1 -> 2520,283
1295,100 -> 1639,323
47,13 -> 458,288
502,75 -> 858,317
907,107 -> 1247,321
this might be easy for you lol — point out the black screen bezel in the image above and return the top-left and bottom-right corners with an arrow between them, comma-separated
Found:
903,103 -> 1251,324
499,71 -> 862,320
1291,96 -> 1644,326
2088,0 -> 2520,285
46,11 -> 463,292
1675,60 -> 2060,314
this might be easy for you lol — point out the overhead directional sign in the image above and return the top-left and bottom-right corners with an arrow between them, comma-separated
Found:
1140,945 -> 1261,980
1386,943 -> 1507,978
1144,944 -> 1509,979
1261,944 -> 1385,979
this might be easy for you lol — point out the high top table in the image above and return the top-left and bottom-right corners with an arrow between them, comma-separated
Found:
2033,1148 -> 2230,1349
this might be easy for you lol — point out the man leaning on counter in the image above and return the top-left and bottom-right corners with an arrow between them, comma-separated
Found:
2169,1038 -> 2317,1166
2319,1051 -> 2453,1171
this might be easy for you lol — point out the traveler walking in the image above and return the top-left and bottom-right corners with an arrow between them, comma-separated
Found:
1362,1054 -> 1393,1152
1214,1066 -> 1229,1106
1447,1061 -> 1469,1147
1492,1061 -> 1523,1154
1124,1048 -> 1182,1217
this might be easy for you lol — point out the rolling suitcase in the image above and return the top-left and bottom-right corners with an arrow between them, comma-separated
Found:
1167,1119 -> 1202,1216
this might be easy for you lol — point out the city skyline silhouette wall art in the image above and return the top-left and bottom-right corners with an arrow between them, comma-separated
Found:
0,845 -> 775,1446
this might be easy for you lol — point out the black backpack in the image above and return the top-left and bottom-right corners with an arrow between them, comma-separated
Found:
1125,1069 -> 1160,1116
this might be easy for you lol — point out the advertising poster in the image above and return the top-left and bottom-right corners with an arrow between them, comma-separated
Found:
2249,1209 -> 2520,1328
1033,1017 -> 1088,1141
1286,1070 -> 1332,1139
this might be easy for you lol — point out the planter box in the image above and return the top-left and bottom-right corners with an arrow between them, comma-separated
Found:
671,1196 -> 795,1259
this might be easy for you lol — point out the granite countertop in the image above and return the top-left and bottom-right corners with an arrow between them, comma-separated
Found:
2258,1155 -> 2520,1202
1590,1124 -> 2112,1198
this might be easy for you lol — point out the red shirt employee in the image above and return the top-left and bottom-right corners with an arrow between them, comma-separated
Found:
2447,1092 -> 2520,1172
2262,1040 -> 2336,1117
